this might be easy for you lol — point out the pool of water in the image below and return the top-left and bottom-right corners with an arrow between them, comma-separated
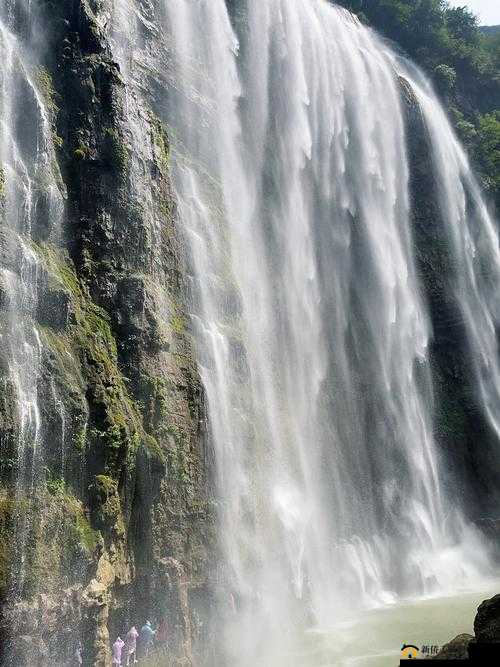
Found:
280,584 -> 499,666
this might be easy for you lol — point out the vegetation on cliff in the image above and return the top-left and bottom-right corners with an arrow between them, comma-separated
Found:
335,0 -> 500,209
0,1 -> 214,664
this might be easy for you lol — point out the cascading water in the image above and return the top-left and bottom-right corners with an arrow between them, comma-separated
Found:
408,69 -> 500,445
1,0 -> 498,664
0,2 -> 65,600
141,1 -> 497,663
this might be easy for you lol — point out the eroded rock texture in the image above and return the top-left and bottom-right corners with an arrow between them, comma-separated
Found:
402,77 -> 500,517
0,2 -> 214,665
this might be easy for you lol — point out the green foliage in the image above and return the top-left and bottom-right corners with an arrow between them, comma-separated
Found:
434,63 -> 457,96
334,0 -> 500,208
448,107 -> 500,206
475,112 -> 500,202
451,107 -> 478,146
73,424 -> 87,452
335,1 -> 484,74
46,474 -> 66,496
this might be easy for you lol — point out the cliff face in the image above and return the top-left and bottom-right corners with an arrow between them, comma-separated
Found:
402,77 -> 500,518
0,2 -> 214,665
0,2 -> 498,666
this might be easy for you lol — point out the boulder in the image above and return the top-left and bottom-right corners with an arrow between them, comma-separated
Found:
474,594 -> 500,643
432,634 -> 472,660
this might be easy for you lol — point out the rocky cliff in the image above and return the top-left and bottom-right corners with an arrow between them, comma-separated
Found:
402,77 -> 500,518
432,594 -> 500,660
0,2 -> 215,665
1,2 -> 499,666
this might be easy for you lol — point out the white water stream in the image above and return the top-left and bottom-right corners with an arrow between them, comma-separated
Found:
1,0 -> 498,664
152,2 -> 497,663
0,1 -> 65,598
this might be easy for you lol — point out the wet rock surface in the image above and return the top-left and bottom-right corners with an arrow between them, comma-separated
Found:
431,594 -> 500,661
0,1 -> 215,665
474,594 -> 500,643
432,634 -> 473,660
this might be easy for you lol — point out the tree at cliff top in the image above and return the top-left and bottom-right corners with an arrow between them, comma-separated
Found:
335,0 -> 500,210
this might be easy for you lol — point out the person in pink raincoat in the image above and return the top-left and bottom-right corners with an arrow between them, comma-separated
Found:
112,636 -> 125,666
124,626 -> 139,666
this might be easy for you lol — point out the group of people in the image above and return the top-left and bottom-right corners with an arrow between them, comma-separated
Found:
75,619 -> 169,666
112,620 -> 169,666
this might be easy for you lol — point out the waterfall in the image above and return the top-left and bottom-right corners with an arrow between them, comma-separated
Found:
0,2 -> 65,599
0,0 -> 498,664
140,1 -> 496,662
408,69 -> 500,445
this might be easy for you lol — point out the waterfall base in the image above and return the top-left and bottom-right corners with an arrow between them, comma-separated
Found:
277,583 -> 500,666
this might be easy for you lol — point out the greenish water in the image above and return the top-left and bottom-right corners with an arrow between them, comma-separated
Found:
280,585 -> 499,666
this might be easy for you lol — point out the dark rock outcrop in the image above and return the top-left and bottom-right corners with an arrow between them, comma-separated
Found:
431,594 -> 500,662
474,594 -> 500,643
401,75 -> 500,517
432,634 -> 472,660
0,1 -> 215,665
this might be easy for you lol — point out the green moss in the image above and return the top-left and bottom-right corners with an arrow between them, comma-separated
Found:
158,196 -> 173,220
35,67 -> 64,153
0,166 -> 5,201
32,242 -> 164,475
43,478 -> 100,554
73,424 -> 87,453
60,491 -> 100,555
143,432 -> 164,462
92,474 -> 126,537
0,493 -> 15,592
95,474 -> 118,496
0,377 -> 18,473
74,147 -> 87,160
0,486 -> 100,598
36,66 -> 58,114
33,242 -> 82,296
165,426 -> 195,492
170,314 -> 186,335
39,326 -> 81,381
150,113 -> 170,172
151,377 -> 171,421
75,514 -> 100,553
149,113 -> 176,230
104,127 -> 129,172
46,475 -> 66,496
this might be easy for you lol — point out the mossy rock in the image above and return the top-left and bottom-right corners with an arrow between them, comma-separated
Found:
90,474 -> 125,538
150,113 -> 170,173
0,486 -> 99,599
0,166 -> 5,202
103,127 -> 129,173
32,242 -> 163,475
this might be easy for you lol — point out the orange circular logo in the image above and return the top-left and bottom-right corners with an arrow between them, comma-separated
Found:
401,644 -> 420,659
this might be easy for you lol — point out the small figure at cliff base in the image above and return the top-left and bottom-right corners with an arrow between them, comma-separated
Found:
112,636 -> 125,666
